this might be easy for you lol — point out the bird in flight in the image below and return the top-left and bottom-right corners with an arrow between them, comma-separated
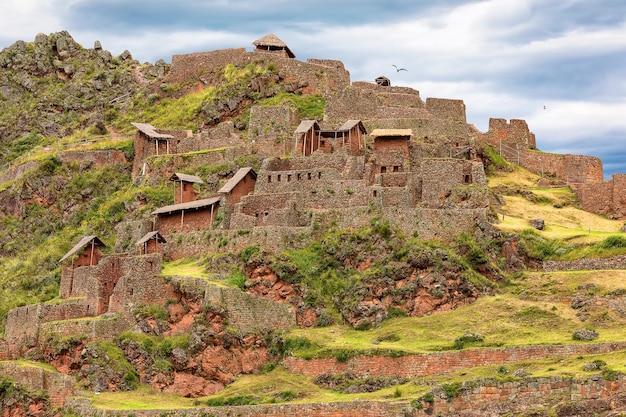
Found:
392,65 -> 407,72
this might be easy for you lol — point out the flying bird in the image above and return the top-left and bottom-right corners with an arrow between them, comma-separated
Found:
392,65 -> 407,72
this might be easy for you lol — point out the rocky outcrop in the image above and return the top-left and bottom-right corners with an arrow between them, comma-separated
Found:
0,31 -> 166,144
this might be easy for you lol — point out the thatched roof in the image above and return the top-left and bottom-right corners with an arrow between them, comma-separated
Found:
295,120 -> 320,134
338,120 -> 367,134
252,33 -> 295,58
218,167 -> 257,194
131,122 -> 174,139
136,231 -> 166,246
370,129 -> 413,138
170,172 -> 204,184
60,236 -> 105,263
152,196 -> 221,215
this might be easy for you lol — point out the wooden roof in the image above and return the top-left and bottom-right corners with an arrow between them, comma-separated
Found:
136,231 -> 166,246
338,120 -> 367,134
170,172 -> 204,184
295,120 -> 320,134
59,235 -> 105,263
252,33 -> 295,58
218,167 -> 257,194
370,129 -> 413,138
152,196 -> 221,215
131,122 -> 174,139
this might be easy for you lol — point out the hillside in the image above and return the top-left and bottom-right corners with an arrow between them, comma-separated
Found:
1,32 -> 626,417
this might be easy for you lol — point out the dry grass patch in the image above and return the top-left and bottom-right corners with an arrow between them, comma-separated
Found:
515,270 -> 626,298
496,195 -> 620,241
88,385 -> 197,409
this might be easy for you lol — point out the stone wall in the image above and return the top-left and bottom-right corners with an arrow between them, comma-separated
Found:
248,104 -> 298,145
60,374 -> 626,417
576,174 -> 626,219
140,146 -> 251,188
58,149 -> 128,167
282,342 -> 626,379
160,226 -> 313,259
4,298 -> 92,343
114,219 -> 154,253
168,49 -> 350,98
205,285 -> 296,333
64,397 -> 400,417
0,361 -> 75,408
544,254 -> 626,271
522,150 -> 604,184
413,375 -> 625,416
107,254 -> 173,315
487,118 -> 536,150
38,315 -> 132,343
178,122 -> 243,154
425,97 -> 466,123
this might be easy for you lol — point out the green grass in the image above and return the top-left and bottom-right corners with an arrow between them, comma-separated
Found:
284,292 -> 626,356
161,257 -> 209,279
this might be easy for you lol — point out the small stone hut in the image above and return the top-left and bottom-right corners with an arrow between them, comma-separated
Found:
136,231 -> 166,255
294,120 -> 321,156
218,167 -> 257,209
132,122 -> 176,156
170,172 -> 203,204
371,129 -> 412,154
252,33 -> 295,58
375,76 -> 390,86
152,197 -> 221,234
59,236 -> 106,269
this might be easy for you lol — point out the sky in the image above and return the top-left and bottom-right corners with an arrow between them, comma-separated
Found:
2,0 -> 626,179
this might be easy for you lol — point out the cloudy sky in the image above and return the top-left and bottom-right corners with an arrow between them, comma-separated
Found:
2,0 -> 626,178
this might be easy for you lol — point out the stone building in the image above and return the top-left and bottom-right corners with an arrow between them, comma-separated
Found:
59,235 -> 105,269
136,231 -> 166,255
170,172 -> 203,204
218,167 -> 257,209
295,120 -> 367,156
152,196 -> 221,235
131,122 -> 192,177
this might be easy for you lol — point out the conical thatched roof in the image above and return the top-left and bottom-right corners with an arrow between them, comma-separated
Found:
252,33 -> 295,58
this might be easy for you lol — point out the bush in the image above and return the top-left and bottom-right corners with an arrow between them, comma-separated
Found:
598,235 -> 626,249
228,270 -> 247,289
572,329 -> 598,341
453,332 -> 485,349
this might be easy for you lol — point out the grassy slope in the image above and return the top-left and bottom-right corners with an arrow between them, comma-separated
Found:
85,165 -> 626,410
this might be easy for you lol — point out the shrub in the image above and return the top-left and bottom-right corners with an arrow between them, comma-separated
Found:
572,329 -> 598,341
228,270 -> 247,289
598,235 -> 626,249
386,307 -> 408,320
453,332 -> 485,349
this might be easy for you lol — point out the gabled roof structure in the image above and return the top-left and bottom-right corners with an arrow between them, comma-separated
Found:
295,120 -> 320,134
375,76 -> 390,86
170,172 -> 204,184
136,231 -> 166,246
338,120 -> 367,134
252,33 -> 295,58
152,196 -> 221,215
370,129 -> 413,138
130,122 -> 174,139
218,167 -> 257,194
59,236 -> 105,263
